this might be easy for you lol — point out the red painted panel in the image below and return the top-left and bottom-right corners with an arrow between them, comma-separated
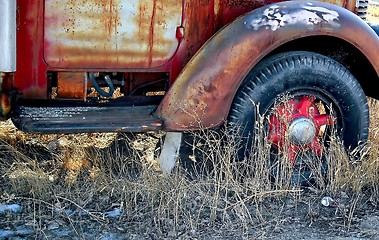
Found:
43,0 -> 182,69
14,0 -> 48,99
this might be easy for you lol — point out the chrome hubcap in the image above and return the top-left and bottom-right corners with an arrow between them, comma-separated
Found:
288,117 -> 316,146
268,95 -> 336,163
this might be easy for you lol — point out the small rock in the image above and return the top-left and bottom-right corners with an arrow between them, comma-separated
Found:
360,215 -> 379,231
167,230 -> 176,238
53,229 -> 73,237
105,208 -> 121,218
189,229 -> 197,236
54,207 -> 74,215
58,137 -> 69,147
99,233 -> 125,240
0,230 -> 15,240
47,221 -> 60,230
0,204 -> 22,214
46,140 -> 59,151
8,237 -> 25,240
307,187 -> 319,193
15,226 -> 34,236
340,191 -> 349,200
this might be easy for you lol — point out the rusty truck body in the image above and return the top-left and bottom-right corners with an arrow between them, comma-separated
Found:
1,0 -> 379,175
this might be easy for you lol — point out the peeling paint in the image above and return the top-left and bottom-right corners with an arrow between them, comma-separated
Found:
249,3 -> 340,31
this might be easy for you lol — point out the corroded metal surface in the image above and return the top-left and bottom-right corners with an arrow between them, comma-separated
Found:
12,105 -> 162,133
44,0 -> 182,69
57,72 -> 87,99
0,72 -> 16,120
15,0 -> 357,100
157,1 -> 379,131
213,0 -> 353,31
169,0 -> 215,84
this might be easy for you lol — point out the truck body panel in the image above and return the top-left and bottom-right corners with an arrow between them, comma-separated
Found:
13,0 -> 355,99
43,0 -> 182,69
156,1 -> 379,130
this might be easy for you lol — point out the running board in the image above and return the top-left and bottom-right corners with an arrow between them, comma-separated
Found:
12,105 -> 162,134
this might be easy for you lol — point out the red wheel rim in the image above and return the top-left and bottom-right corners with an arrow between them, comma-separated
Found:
267,95 -> 336,163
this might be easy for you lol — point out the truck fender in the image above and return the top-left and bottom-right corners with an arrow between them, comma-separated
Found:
155,0 -> 379,131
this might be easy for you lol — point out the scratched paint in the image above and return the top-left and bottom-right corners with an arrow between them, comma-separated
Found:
249,3 -> 340,31
44,0 -> 182,69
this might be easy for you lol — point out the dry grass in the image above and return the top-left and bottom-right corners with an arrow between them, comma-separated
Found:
368,4 -> 379,24
0,98 -> 378,237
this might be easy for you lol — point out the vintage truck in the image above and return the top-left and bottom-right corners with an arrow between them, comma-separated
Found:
1,0 -> 379,175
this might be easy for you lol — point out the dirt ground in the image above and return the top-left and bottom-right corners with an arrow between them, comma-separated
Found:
1,175 -> 379,239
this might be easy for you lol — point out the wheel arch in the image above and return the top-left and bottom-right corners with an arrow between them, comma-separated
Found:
156,0 -> 379,131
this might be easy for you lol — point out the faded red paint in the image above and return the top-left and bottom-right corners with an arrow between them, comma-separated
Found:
43,0 -> 182,69
169,0 -> 215,84
157,1 -> 379,131
14,0 -> 358,99
14,0 -> 48,99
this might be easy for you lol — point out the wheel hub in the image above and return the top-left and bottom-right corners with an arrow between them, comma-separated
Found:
267,95 -> 336,163
288,117 -> 316,146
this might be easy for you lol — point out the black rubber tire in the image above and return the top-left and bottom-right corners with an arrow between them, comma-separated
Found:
228,51 -> 370,183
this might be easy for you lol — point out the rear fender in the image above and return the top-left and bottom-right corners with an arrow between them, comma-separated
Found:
156,0 -> 379,131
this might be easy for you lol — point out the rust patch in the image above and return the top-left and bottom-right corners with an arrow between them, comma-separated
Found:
0,72 -> 13,92
44,0 -> 182,69
148,0 -> 157,66
57,72 -> 86,99
0,72 -> 16,120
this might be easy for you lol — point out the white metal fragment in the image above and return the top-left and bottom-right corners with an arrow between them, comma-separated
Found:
158,132 -> 182,175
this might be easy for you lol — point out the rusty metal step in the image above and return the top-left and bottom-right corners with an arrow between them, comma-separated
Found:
12,105 -> 162,134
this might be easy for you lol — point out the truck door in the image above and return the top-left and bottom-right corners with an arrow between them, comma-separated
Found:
44,0 -> 183,69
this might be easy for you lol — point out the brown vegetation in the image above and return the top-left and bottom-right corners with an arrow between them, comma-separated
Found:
0,98 -> 378,238
368,4 -> 379,24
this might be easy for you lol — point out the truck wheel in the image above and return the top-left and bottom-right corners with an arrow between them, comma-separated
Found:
228,51 -> 369,184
